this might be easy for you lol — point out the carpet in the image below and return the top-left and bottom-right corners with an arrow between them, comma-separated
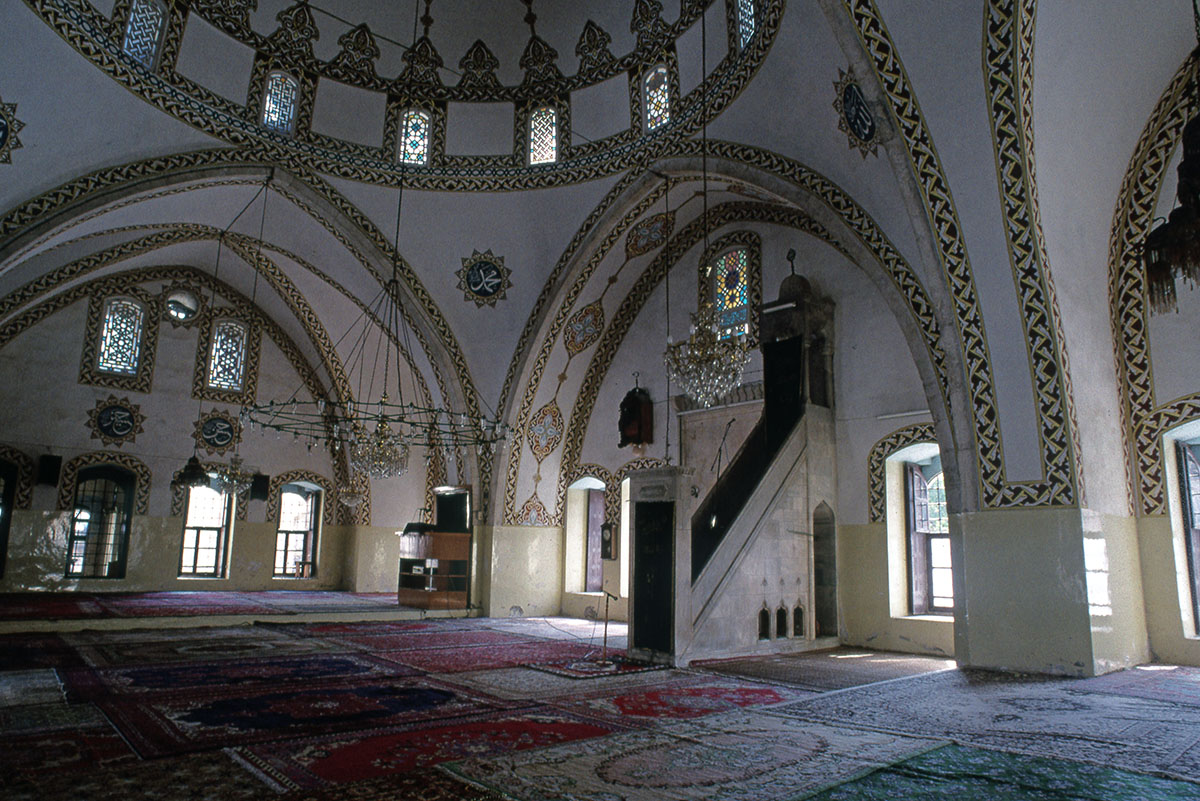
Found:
553,678 -> 810,722
0,726 -> 137,776
693,647 -> 954,691
75,631 -> 345,667
528,656 -> 664,679
800,743 -> 1200,800
1075,665 -> 1200,707
3,751 -> 270,801
60,653 -> 421,701
330,628 -> 533,652
445,708 -> 943,800
772,669 -> 1200,782
265,619 -> 478,637
0,634 -> 84,671
0,669 -> 63,706
445,666 -> 687,701
100,676 -> 504,757
0,593 -> 105,620
272,769 -> 509,801
239,707 -> 624,789
94,592 -> 277,617
0,702 -> 108,734
382,639 -> 601,673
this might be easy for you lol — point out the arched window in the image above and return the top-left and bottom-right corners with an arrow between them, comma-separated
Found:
1176,443 -> 1200,629
122,0 -> 167,68
275,483 -> 321,578
529,106 -> 557,165
711,248 -> 751,338
97,298 -> 146,375
644,65 -> 671,131
262,72 -> 299,135
400,109 -> 431,165
737,0 -> 757,49
66,467 -> 135,579
180,481 -> 233,578
207,320 -> 248,392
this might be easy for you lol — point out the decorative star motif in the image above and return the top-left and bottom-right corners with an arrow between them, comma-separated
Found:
456,249 -> 512,308
0,97 -> 25,165
833,69 -> 879,159
86,395 -> 145,447
193,409 -> 242,455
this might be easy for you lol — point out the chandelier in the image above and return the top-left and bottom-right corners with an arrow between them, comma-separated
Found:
662,0 -> 749,408
665,303 -> 750,408
212,453 -> 253,495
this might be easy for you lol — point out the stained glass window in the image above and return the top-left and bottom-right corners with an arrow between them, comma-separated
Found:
529,106 -> 557,165
275,485 -> 319,578
400,109 -> 430,165
207,320 -> 247,391
644,65 -> 670,131
122,0 -> 166,68
97,298 -> 145,375
180,483 -> 232,577
738,0 -> 757,49
712,248 -> 750,337
262,72 -> 298,135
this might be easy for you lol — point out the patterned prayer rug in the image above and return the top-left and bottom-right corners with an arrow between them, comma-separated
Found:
380,640 -> 601,673
0,701 -> 108,734
3,751 -> 270,801
263,619 -> 478,637
550,675 -> 814,723
444,666 -> 687,702
0,669 -> 63,706
94,592 -> 277,617
0,726 -> 137,777
330,629 -> 533,652
528,656 -> 663,679
445,709 -> 943,800
239,707 -> 626,789
772,668 -> 1200,782
693,647 -> 954,691
100,676 -> 506,757
800,743 -> 1200,800
1075,665 -> 1200,707
75,632 -> 345,667
60,653 -> 421,701
273,769 -> 509,801
0,633 -> 84,670
0,593 -> 105,620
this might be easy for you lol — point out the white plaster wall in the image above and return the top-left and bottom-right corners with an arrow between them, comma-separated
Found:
484,524 -> 562,618
176,12 -> 257,104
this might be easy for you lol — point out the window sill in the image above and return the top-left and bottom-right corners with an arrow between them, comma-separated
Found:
897,613 -> 954,622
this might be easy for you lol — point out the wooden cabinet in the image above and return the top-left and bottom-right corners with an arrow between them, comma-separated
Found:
396,530 -> 470,610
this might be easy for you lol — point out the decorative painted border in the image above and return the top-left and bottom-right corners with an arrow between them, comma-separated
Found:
57,450 -> 151,515
266,469 -> 335,526
1108,52 -> 1200,515
191,309 -> 262,406
867,423 -> 937,522
0,444 -> 35,509
983,0 -> 1083,504
77,286 -> 160,394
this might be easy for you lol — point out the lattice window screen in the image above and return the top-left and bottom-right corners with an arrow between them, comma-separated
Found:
644,66 -> 671,131
738,0 -> 757,49
529,107 -> 557,165
262,73 -> 299,134
122,0 -> 166,67
713,249 -> 750,337
207,320 -> 247,391
400,110 -> 431,164
97,299 -> 145,375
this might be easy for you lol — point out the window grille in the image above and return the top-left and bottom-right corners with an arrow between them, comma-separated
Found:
207,320 -> 247,391
529,106 -> 557,165
275,485 -> 319,577
122,0 -> 166,67
738,0 -> 757,49
907,465 -> 953,613
262,72 -> 299,134
66,469 -> 134,579
644,65 -> 670,131
713,248 -> 750,337
400,109 -> 431,165
180,483 -> 232,577
97,298 -> 145,375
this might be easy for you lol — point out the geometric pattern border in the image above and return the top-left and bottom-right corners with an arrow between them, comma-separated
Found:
56,450 -> 152,516
867,422 -> 937,523
0,444 -> 36,510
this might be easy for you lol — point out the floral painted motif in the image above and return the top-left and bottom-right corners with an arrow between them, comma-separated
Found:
625,212 -> 673,258
564,301 -> 604,357
527,402 -> 564,461
516,496 -> 551,526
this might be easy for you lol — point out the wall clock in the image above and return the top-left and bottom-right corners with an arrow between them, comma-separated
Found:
456,249 -> 512,308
